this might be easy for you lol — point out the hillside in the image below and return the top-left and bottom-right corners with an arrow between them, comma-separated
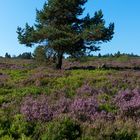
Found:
0,57 -> 140,139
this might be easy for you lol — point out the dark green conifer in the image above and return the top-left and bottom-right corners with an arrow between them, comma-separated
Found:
17,0 -> 114,69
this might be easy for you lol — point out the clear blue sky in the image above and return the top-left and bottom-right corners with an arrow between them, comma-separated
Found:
0,0 -> 140,56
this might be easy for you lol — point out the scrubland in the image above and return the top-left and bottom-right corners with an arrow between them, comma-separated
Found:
0,56 -> 140,140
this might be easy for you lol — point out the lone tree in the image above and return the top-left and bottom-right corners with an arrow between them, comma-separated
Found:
17,0 -> 114,69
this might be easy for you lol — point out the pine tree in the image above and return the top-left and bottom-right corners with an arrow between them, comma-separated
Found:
5,53 -> 11,58
17,0 -> 114,69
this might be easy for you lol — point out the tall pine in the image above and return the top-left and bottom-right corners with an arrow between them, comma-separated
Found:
17,0 -> 114,69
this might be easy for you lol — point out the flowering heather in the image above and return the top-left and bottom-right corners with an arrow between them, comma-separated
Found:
0,72 -> 8,80
114,88 -> 140,117
20,95 -> 52,122
76,84 -> 98,96
92,111 -> 114,121
0,62 -> 24,70
21,72 -> 46,86
0,73 -> 9,87
52,97 -> 72,117
70,97 -> 99,121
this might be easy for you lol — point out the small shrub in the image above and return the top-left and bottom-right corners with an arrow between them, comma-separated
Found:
114,88 -> 140,117
20,95 -> 52,122
0,112 -> 11,137
70,97 -> 98,121
0,135 -> 14,140
10,114 -> 34,139
34,46 -> 47,65
76,84 -> 98,96
82,118 -> 139,140
52,97 -> 72,117
41,117 -> 81,140
99,103 -> 117,113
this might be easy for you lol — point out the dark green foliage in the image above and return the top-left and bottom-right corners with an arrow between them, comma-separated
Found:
5,53 -> 11,58
17,52 -> 32,59
9,115 -> 34,139
41,117 -> 81,140
82,119 -> 139,140
33,45 -> 56,65
98,52 -> 140,58
17,0 -> 114,69
33,46 -> 47,65
98,53 -> 102,57
0,113 -> 35,139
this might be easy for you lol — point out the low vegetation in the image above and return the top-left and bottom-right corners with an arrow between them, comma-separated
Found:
0,56 -> 140,139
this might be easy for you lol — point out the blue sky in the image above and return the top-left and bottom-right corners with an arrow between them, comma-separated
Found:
0,0 -> 140,56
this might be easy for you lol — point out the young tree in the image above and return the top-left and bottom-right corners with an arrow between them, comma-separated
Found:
33,45 -> 56,64
33,45 -> 47,64
5,53 -> 11,58
17,0 -> 114,69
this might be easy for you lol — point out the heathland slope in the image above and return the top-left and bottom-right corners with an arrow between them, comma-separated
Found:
0,57 -> 140,140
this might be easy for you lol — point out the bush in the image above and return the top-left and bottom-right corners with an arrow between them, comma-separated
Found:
0,107 -> 12,137
34,46 -> 47,65
0,135 -> 14,140
114,88 -> 140,117
52,97 -> 72,117
33,45 -> 56,65
0,112 -> 35,139
10,114 -> 34,139
76,84 -> 98,96
41,117 -> 81,140
99,103 -> 117,113
70,97 -> 98,122
20,95 -> 52,122
82,118 -> 139,140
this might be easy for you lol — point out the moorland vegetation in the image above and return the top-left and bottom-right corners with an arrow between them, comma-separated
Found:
1,0 -> 140,139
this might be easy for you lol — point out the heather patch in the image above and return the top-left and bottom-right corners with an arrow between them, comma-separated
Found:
114,88 -> 140,117
20,95 -> 52,122
1,58 -> 140,139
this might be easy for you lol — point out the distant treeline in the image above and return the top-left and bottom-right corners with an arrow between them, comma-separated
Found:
0,52 -> 33,59
85,51 -> 140,58
97,51 -> 140,58
0,51 -> 140,60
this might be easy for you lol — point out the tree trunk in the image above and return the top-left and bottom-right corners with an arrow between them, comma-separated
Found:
56,52 -> 63,69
